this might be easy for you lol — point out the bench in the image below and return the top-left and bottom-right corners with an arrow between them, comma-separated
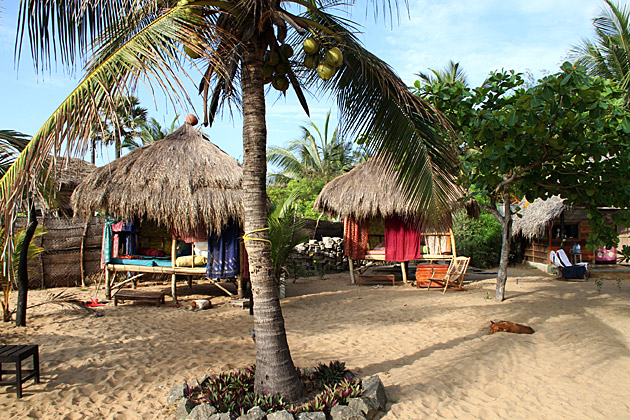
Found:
114,290 -> 165,307
0,345 -> 40,398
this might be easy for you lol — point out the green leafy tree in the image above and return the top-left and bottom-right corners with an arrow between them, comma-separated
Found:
416,60 -> 468,87
267,111 -> 356,184
418,62 -> 630,301
268,177 -> 327,220
123,114 -> 180,151
4,0 -> 460,399
571,0 -> 630,101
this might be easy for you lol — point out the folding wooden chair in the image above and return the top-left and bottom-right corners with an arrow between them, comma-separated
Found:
427,256 -> 471,293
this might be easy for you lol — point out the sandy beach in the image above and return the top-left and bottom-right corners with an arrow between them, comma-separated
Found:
2,265 -> 630,419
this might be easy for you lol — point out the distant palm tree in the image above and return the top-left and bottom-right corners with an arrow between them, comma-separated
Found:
416,60 -> 468,87
122,114 -> 180,151
267,111 -> 355,184
571,0 -> 630,101
0,130 -> 29,177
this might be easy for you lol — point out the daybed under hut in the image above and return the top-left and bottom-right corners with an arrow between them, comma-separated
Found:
314,157 -> 464,285
72,121 -> 244,303
512,195 -> 629,267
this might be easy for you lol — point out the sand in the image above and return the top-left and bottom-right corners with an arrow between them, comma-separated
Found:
2,265 -> 630,419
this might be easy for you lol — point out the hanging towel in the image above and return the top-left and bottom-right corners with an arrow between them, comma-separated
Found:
100,221 -> 114,269
208,221 -> 239,278
343,217 -> 369,259
384,216 -> 423,262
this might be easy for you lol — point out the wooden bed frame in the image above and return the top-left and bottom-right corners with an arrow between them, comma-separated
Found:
348,230 -> 457,285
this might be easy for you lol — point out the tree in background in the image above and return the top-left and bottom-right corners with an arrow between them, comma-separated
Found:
123,114 -> 180,152
571,0 -> 630,102
267,111 -> 356,184
415,60 -> 468,87
5,0 -> 460,399
418,63 -> 630,301
0,130 -> 29,177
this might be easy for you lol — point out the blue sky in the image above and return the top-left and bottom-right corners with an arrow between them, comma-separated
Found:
0,0 -> 604,165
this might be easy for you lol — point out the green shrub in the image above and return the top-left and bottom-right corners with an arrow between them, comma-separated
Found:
453,209 -> 502,268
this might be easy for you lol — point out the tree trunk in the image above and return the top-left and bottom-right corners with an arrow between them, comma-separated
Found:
241,39 -> 304,401
495,187 -> 512,301
16,199 -> 38,327
115,135 -> 121,159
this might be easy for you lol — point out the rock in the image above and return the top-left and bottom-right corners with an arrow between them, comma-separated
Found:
237,406 -> 265,420
167,382 -> 189,404
330,404 -> 366,420
361,376 -> 387,411
186,403 -> 218,420
267,410 -> 295,420
348,398 -> 379,420
209,413 -> 231,420
173,398 -> 197,419
296,412 -> 326,420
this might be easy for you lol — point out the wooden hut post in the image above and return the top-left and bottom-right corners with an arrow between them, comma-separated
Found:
237,239 -> 245,298
80,220 -> 89,287
105,268 -> 111,299
171,236 -> 178,303
348,258 -> 356,284
401,261 -> 408,284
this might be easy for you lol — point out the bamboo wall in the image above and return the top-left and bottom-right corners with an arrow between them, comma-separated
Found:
15,216 -> 105,288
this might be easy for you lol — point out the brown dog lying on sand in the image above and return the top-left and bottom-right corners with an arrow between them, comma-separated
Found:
490,321 -> 534,334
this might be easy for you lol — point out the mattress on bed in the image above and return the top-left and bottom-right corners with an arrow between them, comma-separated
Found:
109,256 -> 173,267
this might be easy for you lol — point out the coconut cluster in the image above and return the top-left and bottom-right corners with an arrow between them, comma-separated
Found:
303,37 -> 344,81
263,44 -> 294,92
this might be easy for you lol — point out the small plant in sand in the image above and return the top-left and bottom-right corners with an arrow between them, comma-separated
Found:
194,361 -> 362,416
616,277 -> 622,291
594,278 -> 604,294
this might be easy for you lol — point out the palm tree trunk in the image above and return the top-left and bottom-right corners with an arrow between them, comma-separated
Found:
241,39 -> 304,401
16,198 -> 38,326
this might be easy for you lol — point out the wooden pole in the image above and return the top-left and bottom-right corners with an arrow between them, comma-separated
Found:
401,261 -> 407,284
237,238 -> 245,298
171,236 -> 177,303
105,268 -> 111,300
80,220 -> 89,287
349,258 -> 356,284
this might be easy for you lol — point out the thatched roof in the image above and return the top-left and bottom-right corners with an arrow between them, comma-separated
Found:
55,157 -> 96,189
72,123 -> 242,234
314,157 -> 463,227
511,195 -> 566,239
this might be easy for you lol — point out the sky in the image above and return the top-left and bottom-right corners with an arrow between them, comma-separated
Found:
0,0 -> 606,166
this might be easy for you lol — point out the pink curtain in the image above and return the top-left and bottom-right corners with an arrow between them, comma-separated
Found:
344,217 -> 369,259
384,216 -> 423,262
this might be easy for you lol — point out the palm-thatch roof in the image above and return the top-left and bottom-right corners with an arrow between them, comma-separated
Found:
71,123 -> 242,234
511,195 -> 567,239
314,157 -> 464,227
54,157 -> 97,215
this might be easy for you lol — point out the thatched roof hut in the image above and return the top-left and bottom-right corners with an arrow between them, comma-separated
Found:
72,123 -> 242,234
314,157 -> 463,226
511,196 -> 567,240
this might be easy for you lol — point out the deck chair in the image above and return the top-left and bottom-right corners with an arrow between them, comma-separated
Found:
549,250 -> 587,280
427,256 -> 471,293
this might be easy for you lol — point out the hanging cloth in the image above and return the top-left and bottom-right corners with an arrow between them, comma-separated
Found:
100,221 -> 114,269
208,221 -> 240,278
384,216 -> 423,262
343,217 -> 369,259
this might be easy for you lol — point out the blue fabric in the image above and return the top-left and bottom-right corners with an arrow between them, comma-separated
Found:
123,221 -> 136,255
109,257 -> 172,267
101,221 -> 114,267
208,221 -> 239,278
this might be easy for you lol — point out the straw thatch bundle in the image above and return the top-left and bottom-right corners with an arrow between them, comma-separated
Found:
511,195 -> 566,239
72,123 -> 242,234
314,157 -> 463,226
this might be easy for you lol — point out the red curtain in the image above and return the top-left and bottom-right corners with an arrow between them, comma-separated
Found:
384,216 -> 423,262
344,217 -> 369,259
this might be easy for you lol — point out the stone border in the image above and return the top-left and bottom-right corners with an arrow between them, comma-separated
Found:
167,374 -> 388,420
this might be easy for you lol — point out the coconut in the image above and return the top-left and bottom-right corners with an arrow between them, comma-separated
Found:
263,65 -> 274,78
184,45 -> 200,59
272,75 -> 290,91
317,63 -> 336,81
304,54 -> 319,69
325,47 -> 343,67
303,37 -> 319,54
280,44 -> 294,58
264,50 -> 280,66
274,63 -> 290,76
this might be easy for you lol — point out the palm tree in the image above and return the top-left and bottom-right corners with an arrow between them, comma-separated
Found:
5,0 -> 460,399
416,60 -> 468,87
0,130 -> 29,177
267,111 -> 354,184
571,0 -> 630,100
122,114 -> 180,151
